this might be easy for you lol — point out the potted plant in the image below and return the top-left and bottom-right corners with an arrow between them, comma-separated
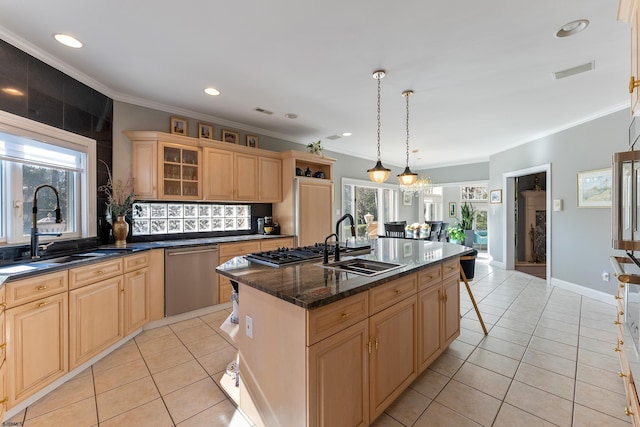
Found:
307,140 -> 323,155
98,160 -> 135,246
448,224 -> 465,244
460,202 -> 476,247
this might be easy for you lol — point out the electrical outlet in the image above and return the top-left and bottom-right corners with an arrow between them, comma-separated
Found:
602,271 -> 610,282
245,315 -> 253,338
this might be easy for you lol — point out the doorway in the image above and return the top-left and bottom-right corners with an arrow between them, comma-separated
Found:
514,173 -> 547,278
502,164 -> 551,283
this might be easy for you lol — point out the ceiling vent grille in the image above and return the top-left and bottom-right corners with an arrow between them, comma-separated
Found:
326,135 -> 342,140
254,108 -> 274,115
552,61 -> 594,80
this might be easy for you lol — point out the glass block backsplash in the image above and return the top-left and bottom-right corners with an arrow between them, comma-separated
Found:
131,202 -> 251,236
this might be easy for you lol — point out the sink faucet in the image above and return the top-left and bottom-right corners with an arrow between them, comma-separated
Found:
335,213 -> 356,248
31,184 -> 63,259
323,233 -> 339,264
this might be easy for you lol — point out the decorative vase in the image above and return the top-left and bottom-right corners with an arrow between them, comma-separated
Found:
112,215 -> 129,246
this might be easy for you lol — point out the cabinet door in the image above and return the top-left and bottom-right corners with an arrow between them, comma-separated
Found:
297,180 -> 333,247
132,140 -> 157,199
159,142 -> 201,200
417,284 -> 443,373
203,147 -> 234,201
259,157 -> 282,202
442,275 -> 460,346
123,267 -> 150,335
234,153 -> 259,201
369,295 -> 417,421
6,292 -> 68,407
308,320 -> 369,427
69,277 -> 123,369
0,361 -> 6,418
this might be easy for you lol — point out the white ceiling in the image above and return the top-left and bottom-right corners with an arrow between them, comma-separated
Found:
0,0 -> 631,170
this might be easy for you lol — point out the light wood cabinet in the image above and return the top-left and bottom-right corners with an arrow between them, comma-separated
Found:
308,319 -> 369,427
123,267 -> 149,335
203,147 -> 282,202
127,131 -> 202,201
6,291 -> 68,407
0,360 -> 7,421
273,151 -> 335,247
0,287 -> 6,419
69,277 -> 123,369
369,294 -> 417,421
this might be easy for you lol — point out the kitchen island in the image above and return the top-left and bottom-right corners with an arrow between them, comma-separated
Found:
216,239 -> 473,427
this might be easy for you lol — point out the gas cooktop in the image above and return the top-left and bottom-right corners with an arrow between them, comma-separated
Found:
244,243 -> 371,267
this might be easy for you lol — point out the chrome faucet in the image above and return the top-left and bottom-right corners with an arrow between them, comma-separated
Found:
30,184 -> 63,259
335,213 -> 356,248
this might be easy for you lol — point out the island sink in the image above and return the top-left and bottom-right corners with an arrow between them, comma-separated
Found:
319,258 -> 403,276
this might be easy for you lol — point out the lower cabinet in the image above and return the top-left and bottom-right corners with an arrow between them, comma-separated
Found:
123,267 -> 150,335
6,292 -> 68,407
369,295 -> 417,421
308,320 -> 369,427
69,277 -> 123,369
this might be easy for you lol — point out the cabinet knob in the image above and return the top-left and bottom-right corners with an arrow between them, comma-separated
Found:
619,371 -> 628,378
0,343 -> 6,349
340,312 -> 350,319
630,76 -> 640,94
37,285 -> 47,291
37,302 -> 47,308
614,347 -> 622,352
626,407 -> 635,417
615,320 -> 623,325
615,295 -> 623,300
0,397 -> 7,406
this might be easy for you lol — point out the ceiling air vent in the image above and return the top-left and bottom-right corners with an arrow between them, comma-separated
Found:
254,108 -> 274,115
552,61 -> 594,80
326,135 -> 342,140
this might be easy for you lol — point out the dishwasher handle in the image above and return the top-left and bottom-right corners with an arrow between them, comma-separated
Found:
167,247 -> 219,256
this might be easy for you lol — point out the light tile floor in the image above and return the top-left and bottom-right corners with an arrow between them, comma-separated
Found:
4,255 -> 631,426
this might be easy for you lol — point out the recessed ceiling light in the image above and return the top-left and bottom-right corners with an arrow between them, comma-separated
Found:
53,33 -> 83,48
204,87 -> 220,96
2,87 -> 24,96
284,113 -> 298,119
341,132 -> 352,137
555,19 -> 589,38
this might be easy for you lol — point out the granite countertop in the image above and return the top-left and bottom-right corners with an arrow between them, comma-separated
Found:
216,239 -> 475,309
0,234 -> 294,284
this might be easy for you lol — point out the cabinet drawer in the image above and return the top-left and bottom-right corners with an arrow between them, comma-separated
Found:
418,265 -> 442,291
442,258 -> 459,279
124,252 -> 149,272
6,270 -> 68,308
307,292 -> 369,346
69,258 -> 124,290
219,241 -> 261,258
369,274 -> 417,315
261,238 -> 295,252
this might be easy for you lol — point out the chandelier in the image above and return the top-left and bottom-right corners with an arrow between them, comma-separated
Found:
401,175 -> 432,196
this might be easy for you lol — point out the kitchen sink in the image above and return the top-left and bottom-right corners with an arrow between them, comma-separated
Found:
319,258 -> 404,276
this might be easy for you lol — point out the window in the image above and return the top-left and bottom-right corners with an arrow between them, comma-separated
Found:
0,112 -> 96,245
342,178 -> 398,240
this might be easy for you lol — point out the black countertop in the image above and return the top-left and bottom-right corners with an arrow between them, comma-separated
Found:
216,239 -> 474,309
0,234 -> 294,284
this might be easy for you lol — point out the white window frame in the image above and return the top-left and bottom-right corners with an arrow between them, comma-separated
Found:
341,177 -> 399,239
0,110 -> 96,245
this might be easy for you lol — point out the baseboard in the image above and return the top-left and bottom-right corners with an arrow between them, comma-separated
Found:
550,277 -> 615,305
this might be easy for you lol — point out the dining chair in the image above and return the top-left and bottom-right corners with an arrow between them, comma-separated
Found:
384,221 -> 406,238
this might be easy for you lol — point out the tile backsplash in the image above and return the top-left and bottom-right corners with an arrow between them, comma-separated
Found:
132,202 -> 251,236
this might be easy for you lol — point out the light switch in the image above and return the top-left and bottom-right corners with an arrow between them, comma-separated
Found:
553,199 -> 563,211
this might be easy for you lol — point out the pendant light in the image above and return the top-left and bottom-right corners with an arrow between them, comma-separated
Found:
367,70 -> 391,183
398,90 -> 418,186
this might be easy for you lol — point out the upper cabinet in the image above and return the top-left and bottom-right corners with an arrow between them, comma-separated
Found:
126,131 -> 282,203
620,0 -> 640,115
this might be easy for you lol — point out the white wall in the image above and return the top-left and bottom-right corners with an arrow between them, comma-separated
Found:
488,108 -> 629,294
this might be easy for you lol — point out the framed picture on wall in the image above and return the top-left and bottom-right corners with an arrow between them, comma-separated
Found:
448,202 -> 457,217
577,168 -> 612,208
490,189 -> 502,204
402,192 -> 412,206
198,123 -> 213,139
221,129 -> 239,144
246,135 -> 259,148
170,116 -> 187,136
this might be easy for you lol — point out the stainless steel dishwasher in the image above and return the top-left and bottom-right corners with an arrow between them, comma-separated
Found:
165,245 -> 219,316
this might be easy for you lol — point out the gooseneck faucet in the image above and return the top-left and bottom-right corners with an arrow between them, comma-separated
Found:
323,233 -> 339,264
335,213 -> 356,247
31,184 -> 63,259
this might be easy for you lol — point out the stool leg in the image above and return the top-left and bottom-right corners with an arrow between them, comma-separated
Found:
460,265 -> 488,335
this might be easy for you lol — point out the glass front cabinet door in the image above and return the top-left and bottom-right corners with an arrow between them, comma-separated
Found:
159,142 -> 202,200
